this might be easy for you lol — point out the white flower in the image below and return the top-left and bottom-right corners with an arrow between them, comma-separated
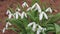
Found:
8,14 -> 14,19
16,12 -> 27,19
2,28 -> 6,33
5,22 -> 12,29
37,24 -> 43,30
39,12 -> 48,20
37,24 -> 46,34
36,28 -> 41,34
36,24 -> 43,34
27,22 -> 46,34
27,22 -> 34,27
14,7 -> 21,19
32,22 -> 37,31
36,27 -> 46,34
26,3 -> 52,14
31,3 -> 41,13
6,10 -> 15,19
45,7 -> 52,13
14,12 -> 20,19
22,2 -> 29,8
6,10 -> 11,15
19,12 -> 27,19
27,22 -> 37,31
2,22 -> 12,33
14,11 -> 27,19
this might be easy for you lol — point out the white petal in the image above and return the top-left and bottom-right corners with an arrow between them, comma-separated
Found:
28,22 -> 35,27
6,22 -> 12,29
8,14 -> 12,19
27,22 -> 37,31
17,12 -> 22,19
45,7 -> 52,13
2,28 -> 6,33
22,2 -> 29,8
27,23 -> 33,27
20,12 -> 27,19
39,12 -> 43,20
6,10 -> 11,15
36,3 -> 41,13
6,10 -> 12,19
18,13 -> 23,19
37,8 -> 42,13
21,15 -> 24,19
7,11 -> 14,19
31,3 -> 42,13
31,3 -> 36,10
22,2 -> 25,8
16,14 -> 18,19
43,12 -> 48,19
24,12 -> 27,18
15,12 -> 19,19
32,23 -> 37,31
42,28 -> 46,31
26,3 -> 29,7
36,28 -> 41,34
7,22 -> 12,25
37,24 -> 43,30
21,12 -> 25,19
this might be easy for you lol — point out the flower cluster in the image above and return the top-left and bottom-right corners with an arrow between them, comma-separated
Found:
28,22 -> 46,34
6,2 -> 52,20
3,2 -> 52,34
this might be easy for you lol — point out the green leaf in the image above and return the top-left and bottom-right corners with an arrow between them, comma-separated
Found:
54,23 -> 60,34
9,18 -> 27,34
46,13 -> 60,24
42,30 -> 46,34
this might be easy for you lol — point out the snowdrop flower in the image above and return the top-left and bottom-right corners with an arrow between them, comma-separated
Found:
27,22 -> 37,31
6,10 -> 15,19
31,3 -> 41,13
27,22 -> 34,27
37,24 -> 43,30
36,28 -> 41,34
14,11 -> 27,19
19,12 -> 27,19
5,22 -> 12,29
14,7 -> 21,19
6,10 -> 11,15
39,12 -> 48,20
22,2 -> 29,8
36,27 -> 46,34
14,11 -> 20,19
36,24 -> 46,34
2,28 -> 6,33
36,24 -> 43,34
45,7 -> 52,13
42,28 -> 46,31
2,22 -> 12,33
27,22 -> 46,34
32,22 -> 37,31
